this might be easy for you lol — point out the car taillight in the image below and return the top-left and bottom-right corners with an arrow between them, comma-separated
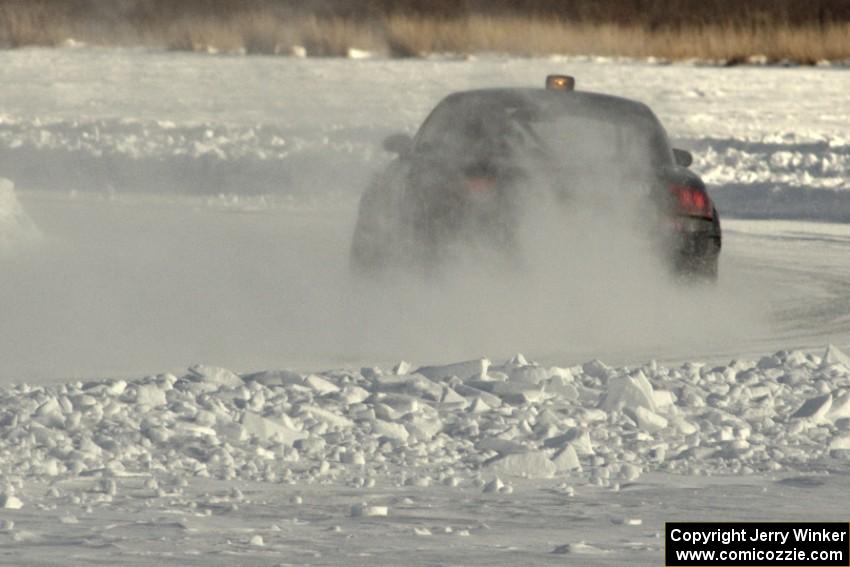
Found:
670,184 -> 713,219
465,176 -> 496,194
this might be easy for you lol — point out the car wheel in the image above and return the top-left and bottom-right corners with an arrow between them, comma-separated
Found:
675,253 -> 718,283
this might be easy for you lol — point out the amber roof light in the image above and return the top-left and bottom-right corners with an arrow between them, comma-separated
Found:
545,75 -> 575,91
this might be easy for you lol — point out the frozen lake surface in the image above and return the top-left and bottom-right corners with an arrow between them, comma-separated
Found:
1,48 -> 849,565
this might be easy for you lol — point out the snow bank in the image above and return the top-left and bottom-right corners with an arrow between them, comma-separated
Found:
0,178 -> 38,250
1,346 -> 848,491
4,119 -> 850,220
683,136 -> 850,221
0,118 -> 375,202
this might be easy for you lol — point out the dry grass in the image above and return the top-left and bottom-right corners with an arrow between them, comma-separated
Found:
385,15 -> 850,63
298,17 -> 385,56
155,13 -> 383,55
0,2 -> 70,47
1,2 -> 850,63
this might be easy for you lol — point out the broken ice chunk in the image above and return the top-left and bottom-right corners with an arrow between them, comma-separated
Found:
791,393 -> 832,421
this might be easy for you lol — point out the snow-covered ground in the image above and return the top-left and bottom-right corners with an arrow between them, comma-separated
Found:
2,349 -> 849,565
1,47 -> 850,565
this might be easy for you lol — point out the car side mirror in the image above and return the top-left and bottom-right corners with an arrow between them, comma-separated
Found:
382,133 -> 413,157
673,148 -> 693,167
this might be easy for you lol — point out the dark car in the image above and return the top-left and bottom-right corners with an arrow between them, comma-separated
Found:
351,75 -> 721,279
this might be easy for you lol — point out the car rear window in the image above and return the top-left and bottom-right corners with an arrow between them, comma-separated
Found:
415,93 -> 671,171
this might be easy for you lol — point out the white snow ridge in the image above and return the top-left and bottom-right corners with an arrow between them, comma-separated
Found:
0,178 -> 38,251
2,347 -> 849,485
1,347 -> 849,562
